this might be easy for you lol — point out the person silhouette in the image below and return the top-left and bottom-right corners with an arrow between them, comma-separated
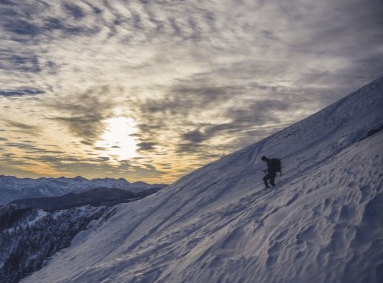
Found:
261,156 -> 281,188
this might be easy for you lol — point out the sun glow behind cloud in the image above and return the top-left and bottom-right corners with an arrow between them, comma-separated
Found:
95,113 -> 140,163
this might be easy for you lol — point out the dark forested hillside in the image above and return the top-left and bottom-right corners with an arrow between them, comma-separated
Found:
0,183 -> 164,283
0,205 -> 112,283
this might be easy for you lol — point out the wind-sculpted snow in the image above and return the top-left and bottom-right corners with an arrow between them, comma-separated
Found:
22,77 -> 383,283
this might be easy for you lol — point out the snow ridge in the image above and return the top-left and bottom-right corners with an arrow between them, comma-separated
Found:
22,76 -> 383,283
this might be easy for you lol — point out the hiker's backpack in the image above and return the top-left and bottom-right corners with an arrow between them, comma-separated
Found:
270,158 -> 281,172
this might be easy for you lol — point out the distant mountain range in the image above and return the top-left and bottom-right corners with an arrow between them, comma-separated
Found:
8,187 -> 161,211
0,175 -> 167,206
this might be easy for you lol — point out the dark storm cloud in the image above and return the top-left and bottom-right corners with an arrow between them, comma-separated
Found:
24,154 -> 81,164
0,1 -> 100,39
137,142 -> 156,151
175,98 -> 294,153
97,156 -> 110,162
173,86 -> 232,104
42,18 -> 100,37
3,119 -> 40,133
63,3 -> 86,19
280,0 -> 383,85
1,153 -> 28,167
140,96 -> 193,116
46,87 -> 116,143
176,142 -> 203,155
175,141 -> 224,159
339,55 -> 383,88
6,142 -> 38,151
182,130 -> 206,144
176,129 -> 208,154
134,84 -> 245,153
0,0 -> 211,48
55,113 -> 105,141
228,100 -> 292,125
139,85 -> 239,118
2,153 -> 15,159
2,19 -> 41,37
5,142 -> 65,155
0,53 -> 42,73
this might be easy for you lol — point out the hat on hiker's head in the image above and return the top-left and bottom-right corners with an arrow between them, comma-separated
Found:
261,156 -> 267,161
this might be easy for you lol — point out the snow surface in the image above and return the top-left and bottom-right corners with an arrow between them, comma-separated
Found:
22,77 -> 383,283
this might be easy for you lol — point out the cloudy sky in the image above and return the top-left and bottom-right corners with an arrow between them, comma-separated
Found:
0,0 -> 382,183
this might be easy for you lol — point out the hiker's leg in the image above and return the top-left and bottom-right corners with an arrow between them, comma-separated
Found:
263,174 -> 270,188
270,172 -> 276,186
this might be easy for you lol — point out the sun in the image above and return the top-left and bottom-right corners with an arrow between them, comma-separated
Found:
95,115 -> 139,162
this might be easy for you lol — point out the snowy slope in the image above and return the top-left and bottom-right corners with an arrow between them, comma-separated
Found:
22,77 -> 383,283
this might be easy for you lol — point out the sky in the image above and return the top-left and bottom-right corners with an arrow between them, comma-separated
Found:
0,0 -> 382,184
